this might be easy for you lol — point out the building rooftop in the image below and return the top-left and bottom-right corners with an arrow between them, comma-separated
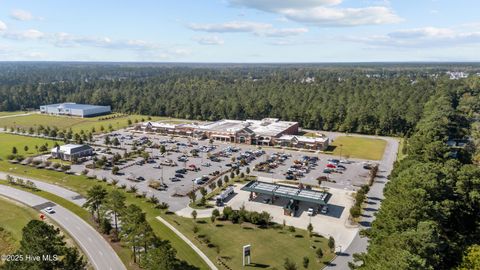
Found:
51,144 -> 92,154
278,135 -> 329,143
42,103 -> 109,110
199,119 -> 248,133
241,180 -> 329,205
247,118 -> 297,137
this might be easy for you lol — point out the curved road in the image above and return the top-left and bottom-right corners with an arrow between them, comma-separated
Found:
0,173 -> 217,270
0,185 -> 126,270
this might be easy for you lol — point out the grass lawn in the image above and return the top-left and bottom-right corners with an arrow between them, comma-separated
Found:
0,114 -> 164,134
163,214 -> 334,270
0,133 -> 62,160
397,138 -> 407,161
327,136 -> 387,160
0,196 -> 38,245
0,162 -> 210,270
0,111 -> 28,117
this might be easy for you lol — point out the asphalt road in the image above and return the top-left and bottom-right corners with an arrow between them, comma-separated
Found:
324,133 -> 399,269
0,185 -> 126,270
0,172 -> 86,206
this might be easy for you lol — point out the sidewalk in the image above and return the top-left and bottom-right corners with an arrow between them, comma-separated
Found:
156,216 -> 218,270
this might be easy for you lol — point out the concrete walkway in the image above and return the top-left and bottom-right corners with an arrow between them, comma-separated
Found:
175,205 -> 222,218
156,216 -> 218,270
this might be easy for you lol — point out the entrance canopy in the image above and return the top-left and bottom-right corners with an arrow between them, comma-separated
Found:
242,180 -> 330,206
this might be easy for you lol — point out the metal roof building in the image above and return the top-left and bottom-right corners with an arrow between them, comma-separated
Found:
51,144 -> 94,161
241,180 -> 330,206
40,103 -> 111,117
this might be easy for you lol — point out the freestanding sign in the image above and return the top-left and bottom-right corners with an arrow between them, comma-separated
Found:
243,244 -> 251,266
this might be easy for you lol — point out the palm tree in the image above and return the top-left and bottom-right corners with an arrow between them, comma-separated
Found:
83,185 -> 108,222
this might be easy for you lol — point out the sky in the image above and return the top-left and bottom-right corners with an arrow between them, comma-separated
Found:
0,0 -> 479,62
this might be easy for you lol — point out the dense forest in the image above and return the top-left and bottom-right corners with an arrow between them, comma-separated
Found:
1,62 -> 479,136
353,77 -> 480,269
1,62 -> 480,269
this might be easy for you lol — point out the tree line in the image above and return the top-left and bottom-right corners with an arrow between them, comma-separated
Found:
352,78 -> 480,269
3,63 -> 471,136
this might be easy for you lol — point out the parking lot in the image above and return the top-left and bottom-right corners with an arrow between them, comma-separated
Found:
226,182 -> 358,249
62,128 -> 375,211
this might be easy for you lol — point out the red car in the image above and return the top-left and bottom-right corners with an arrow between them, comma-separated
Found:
326,163 -> 336,168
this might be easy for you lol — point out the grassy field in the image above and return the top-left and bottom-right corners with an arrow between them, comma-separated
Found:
327,136 -> 387,160
0,111 -> 28,117
0,133 -> 62,160
163,214 -> 334,270
0,196 -> 38,245
0,113 -> 163,134
0,162 -> 210,270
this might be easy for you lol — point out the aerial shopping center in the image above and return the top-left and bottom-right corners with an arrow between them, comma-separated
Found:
136,118 -> 330,150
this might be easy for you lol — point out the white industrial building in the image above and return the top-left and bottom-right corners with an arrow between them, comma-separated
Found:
51,144 -> 94,161
40,103 -> 111,117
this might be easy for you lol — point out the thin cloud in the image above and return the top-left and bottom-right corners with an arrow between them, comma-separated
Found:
229,0 -> 342,11
0,21 -> 7,32
227,0 -> 402,27
11,9 -> 35,21
193,35 -> 225,45
260,27 -> 308,37
3,29 -> 45,40
188,21 -> 271,33
188,21 -> 308,37
281,6 -> 402,26
346,26 -> 480,48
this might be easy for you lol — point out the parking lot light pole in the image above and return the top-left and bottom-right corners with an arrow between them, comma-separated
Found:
161,166 -> 164,185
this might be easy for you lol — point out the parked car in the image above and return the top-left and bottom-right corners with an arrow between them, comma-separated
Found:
323,168 -> 333,173
263,198 -> 271,204
175,169 -> 187,174
326,163 -> 336,168
193,177 -> 204,185
328,159 -> 340,164
320,205 -> 329,214
44,207 -> 55,214
174,173 -> 184,178
307,208 -> 315,216
202,162 -> 211,167
136,176 -> 145,181
170,177 -> 180,182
